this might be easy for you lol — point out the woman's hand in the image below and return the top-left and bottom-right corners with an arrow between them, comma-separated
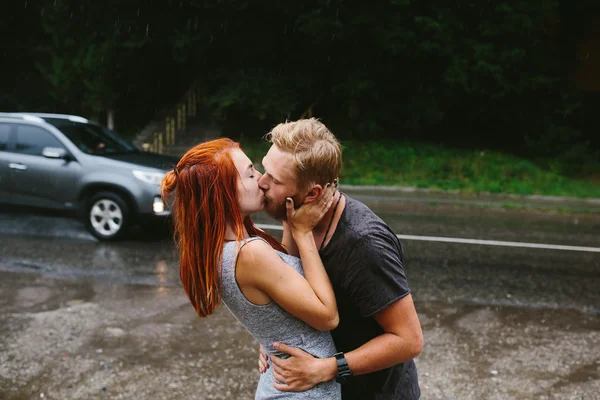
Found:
286,182 -> 337,236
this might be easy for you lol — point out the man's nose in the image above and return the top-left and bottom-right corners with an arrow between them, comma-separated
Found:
257,174 -> 268,190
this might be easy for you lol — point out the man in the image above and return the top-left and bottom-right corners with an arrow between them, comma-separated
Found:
256,118 -> 423,399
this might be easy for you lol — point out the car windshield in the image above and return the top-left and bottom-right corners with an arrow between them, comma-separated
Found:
45,118 -> 137,155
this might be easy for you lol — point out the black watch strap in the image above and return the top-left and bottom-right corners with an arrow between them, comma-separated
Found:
334,352 -> 353,384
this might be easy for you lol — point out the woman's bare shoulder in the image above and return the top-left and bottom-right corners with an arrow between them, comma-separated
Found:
237,239 -> 280,268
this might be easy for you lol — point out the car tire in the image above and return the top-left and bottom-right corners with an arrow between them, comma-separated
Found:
85,191 -> 130,241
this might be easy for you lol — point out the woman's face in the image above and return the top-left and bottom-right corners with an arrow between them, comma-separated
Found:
231,149 -> 264,216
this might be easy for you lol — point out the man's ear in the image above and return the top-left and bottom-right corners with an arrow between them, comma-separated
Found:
301,184 -> 323,204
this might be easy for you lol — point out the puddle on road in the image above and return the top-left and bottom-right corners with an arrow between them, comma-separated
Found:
2,289 -> 598,400
0,272 -> 97,314
418,301 -> 600,332
551,361 -> 600,391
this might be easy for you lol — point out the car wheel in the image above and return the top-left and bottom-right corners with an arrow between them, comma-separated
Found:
86,191 -> 130,241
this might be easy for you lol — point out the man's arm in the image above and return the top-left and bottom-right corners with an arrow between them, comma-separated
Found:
271,231 -> 422,391
270,294 -> 422,391
342,293 -> 422,374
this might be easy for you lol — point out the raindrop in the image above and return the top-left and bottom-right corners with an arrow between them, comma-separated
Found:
137,9 -> 140,16
25,1 -> 28,8
146,24 -> 149,36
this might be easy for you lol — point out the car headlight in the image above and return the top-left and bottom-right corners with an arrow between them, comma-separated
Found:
132,170 -> 165,185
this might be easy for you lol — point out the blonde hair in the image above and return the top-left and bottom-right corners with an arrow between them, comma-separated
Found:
264,118 -> 342,189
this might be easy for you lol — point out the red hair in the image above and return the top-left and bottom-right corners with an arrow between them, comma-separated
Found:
161,138 -> 285,317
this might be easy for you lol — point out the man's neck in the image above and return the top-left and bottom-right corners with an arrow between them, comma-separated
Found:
313,191 -> 344,234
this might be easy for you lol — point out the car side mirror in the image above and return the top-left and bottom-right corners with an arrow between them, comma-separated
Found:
42,147 -> 69,159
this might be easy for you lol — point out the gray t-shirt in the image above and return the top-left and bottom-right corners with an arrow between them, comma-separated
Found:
319,195 -> 420,400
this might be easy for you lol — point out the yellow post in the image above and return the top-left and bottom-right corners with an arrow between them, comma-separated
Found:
177,106 -> 182,131
165,118 -> 171,145
165,119 -> 169,146
158,132 -> 163,154
170,118 -> 175,145
189,92 -> 194,117
182,104 -> 187,131
171,118 -> 176,144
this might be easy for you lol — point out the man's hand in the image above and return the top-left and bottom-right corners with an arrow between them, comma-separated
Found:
258,345 -> 269,374
270,342 -> 337,392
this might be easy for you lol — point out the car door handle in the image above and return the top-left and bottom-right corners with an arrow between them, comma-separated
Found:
8,163 -> 28,171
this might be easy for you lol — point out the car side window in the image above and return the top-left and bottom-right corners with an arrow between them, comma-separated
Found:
0,123 -> 13,151
15,125 -> 65,156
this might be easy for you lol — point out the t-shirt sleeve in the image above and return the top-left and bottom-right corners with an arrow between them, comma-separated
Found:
341,231 -> 411,317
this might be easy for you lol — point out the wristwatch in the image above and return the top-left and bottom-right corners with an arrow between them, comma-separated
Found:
334,352 -> 353,384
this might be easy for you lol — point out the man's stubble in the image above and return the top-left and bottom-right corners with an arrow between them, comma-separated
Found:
263,192 -> 305,221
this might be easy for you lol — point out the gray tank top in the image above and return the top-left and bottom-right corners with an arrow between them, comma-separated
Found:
221,237 -> 341,399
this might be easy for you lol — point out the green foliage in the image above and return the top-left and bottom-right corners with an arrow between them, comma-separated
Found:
337,140 -> 600,198
199,68 -> 300,122
2,0 -> 598,169
33,1 -> 120,119
241,138 -> 600,198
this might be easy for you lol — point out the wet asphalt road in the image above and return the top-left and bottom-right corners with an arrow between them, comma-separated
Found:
1,190 -> 599,399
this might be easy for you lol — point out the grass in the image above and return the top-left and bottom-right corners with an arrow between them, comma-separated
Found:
240,139 -> 600,199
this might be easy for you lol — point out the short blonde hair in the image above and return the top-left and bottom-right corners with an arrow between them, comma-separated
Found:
264,118 -> 342,189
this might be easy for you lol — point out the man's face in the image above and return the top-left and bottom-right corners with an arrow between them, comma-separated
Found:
257,145 -> 305,220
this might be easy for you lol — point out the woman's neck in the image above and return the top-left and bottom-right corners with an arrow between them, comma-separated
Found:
225,224 -> 250,241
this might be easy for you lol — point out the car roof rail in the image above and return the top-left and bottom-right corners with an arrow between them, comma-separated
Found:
9,112 -> 89,123
0,113 -> 45,123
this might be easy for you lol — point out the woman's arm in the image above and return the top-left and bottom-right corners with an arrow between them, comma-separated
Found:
237,238 -> 338,331
281,221 -> 299,257
237,184 -> 338,331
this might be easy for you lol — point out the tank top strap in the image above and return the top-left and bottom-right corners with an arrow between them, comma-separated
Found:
239,236 -> 271,250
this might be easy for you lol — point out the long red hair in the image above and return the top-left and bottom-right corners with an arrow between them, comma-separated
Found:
161,138 -> 285,317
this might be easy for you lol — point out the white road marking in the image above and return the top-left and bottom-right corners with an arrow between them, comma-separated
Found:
255,224 -> 600,253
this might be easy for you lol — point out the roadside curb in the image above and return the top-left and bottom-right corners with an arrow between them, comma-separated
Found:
339,184 -> 600,206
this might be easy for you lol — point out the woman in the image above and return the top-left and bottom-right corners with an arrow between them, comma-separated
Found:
161,138 -> 341,399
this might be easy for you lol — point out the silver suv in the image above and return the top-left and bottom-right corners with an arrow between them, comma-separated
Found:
0,113 -> 178,240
